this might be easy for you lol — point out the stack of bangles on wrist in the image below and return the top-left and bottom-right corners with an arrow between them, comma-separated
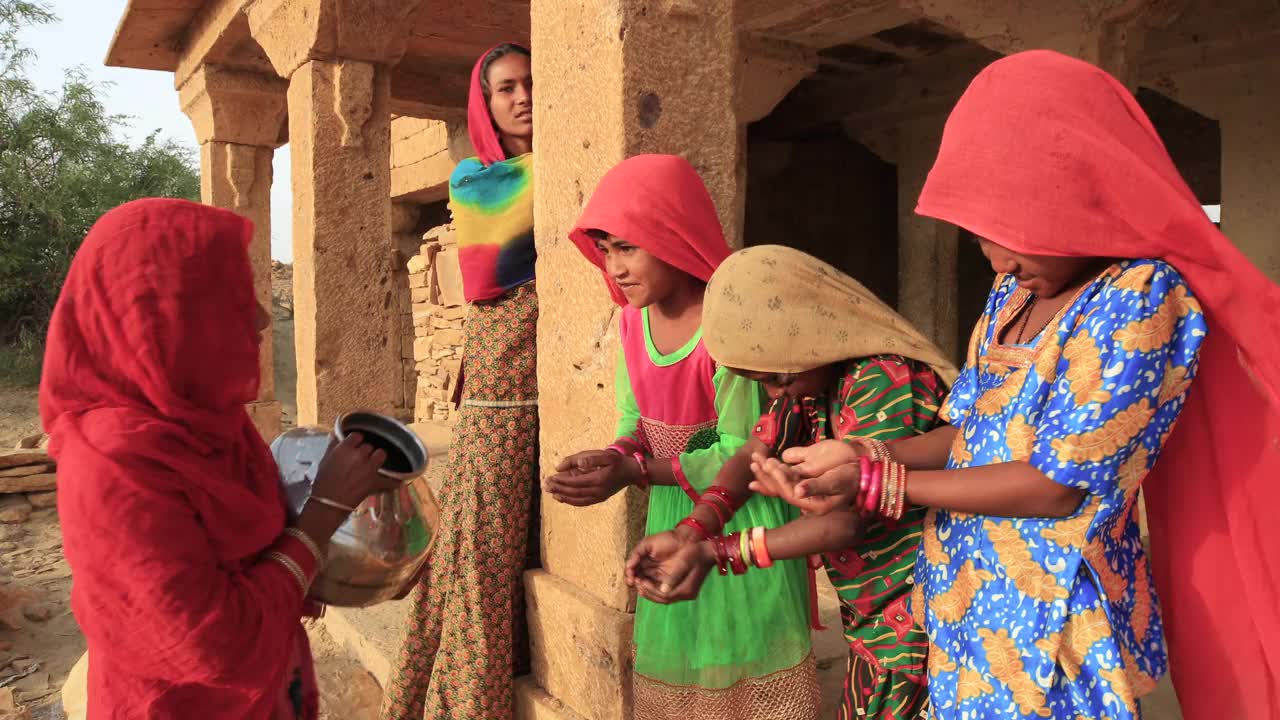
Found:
709,527 -> 773,576
856,455 -> 908,520
675,485 -> 745,539
265,526 -> 326,595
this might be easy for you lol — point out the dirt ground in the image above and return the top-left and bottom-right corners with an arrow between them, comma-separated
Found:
0,390 -> 41,453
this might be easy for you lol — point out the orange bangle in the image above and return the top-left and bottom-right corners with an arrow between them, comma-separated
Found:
750,526 -> 773,568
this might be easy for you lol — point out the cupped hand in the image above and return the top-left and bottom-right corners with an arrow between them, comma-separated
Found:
625,531 -> 714,604
748,453 -> 853,516
779,439 -> 864,478
545,449 -> 636,506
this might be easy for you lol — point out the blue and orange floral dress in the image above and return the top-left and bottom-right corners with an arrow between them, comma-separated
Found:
916,260 -> 1206,719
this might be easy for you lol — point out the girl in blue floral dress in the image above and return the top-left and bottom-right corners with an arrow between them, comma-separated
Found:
751,51 -> 1280,720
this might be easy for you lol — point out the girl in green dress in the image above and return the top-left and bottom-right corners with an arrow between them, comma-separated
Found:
627,245 -> 955,720
545,157 -> 818,720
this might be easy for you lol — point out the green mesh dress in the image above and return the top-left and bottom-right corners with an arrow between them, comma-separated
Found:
612,306 -> 818,720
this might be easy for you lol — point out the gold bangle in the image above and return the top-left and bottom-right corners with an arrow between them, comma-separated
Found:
308,495 -> 357,514
879,461 -> 892,517
284,528 -> 325,567
854,437 -> 890,462
266,551 -> 310,595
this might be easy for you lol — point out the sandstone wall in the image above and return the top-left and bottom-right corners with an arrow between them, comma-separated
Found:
406,225 -> 466,425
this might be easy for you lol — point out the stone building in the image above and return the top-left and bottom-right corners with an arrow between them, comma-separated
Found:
107,1 -> 1278,717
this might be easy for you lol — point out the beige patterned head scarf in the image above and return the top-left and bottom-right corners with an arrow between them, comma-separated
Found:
703,245 -> 958,386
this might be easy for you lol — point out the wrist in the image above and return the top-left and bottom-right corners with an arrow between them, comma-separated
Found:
696,540 -> 717,567
673,524 -> 701,543
628,453 -> 650,490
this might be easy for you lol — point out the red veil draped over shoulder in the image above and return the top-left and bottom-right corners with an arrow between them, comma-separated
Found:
40,199 -> 312,718
916,50 -> 1280,720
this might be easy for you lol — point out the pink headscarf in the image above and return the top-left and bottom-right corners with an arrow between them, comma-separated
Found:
917,50 -> 1280,720
467,43 -> 529,167
570,154 -> 730,305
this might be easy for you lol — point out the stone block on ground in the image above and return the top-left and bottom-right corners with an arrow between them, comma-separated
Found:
524,570 -> 633,720
0,452 -> 50,471
0,465 -> 53,479
0,497 -> 32,524
0,473 -> 56,495
515,675 -> 588,720
26,492 -> 56,510
13,435 -> 43,450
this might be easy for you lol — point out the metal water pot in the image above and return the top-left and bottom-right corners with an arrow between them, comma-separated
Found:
271,411 -> 441,608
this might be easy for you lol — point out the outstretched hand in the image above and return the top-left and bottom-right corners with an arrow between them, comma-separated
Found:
625,531 -> 714,604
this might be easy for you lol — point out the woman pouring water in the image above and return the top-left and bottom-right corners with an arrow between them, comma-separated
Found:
45,199 -> 405,720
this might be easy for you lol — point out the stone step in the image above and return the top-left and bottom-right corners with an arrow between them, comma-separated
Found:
322,576 -> 850,712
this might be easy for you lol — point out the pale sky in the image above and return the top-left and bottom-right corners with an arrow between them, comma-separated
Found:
19,0 -> 295,261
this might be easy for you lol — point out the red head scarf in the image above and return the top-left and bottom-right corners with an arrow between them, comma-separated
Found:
40,199 -> 302,717
41,197 -> 281,560
570,154 -> 730,305
917,50 -> 1280,720
468,43 -> 529,167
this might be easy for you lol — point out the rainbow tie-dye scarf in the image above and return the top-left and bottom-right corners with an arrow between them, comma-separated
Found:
449,152 -> 535,302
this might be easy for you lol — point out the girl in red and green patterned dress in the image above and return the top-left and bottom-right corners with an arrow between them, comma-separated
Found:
628,244 -> 956,720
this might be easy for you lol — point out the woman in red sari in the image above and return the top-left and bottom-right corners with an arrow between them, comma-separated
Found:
42,198 -> 398,719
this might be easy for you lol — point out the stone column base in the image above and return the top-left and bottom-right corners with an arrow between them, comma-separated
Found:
524,569 -> 634,720
246,400 -> 283,442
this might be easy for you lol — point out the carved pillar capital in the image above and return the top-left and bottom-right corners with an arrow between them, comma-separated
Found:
245,0 -> 428,79
179,65 -> 288,148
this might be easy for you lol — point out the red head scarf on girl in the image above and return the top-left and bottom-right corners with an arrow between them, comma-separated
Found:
467,42 -> 529,167
916,50 -> 1280,720
570,154 -> 730,304
40,199 -> 304,717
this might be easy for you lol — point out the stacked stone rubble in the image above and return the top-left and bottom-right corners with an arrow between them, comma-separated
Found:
0,435 -> 57,524
407,224 -> 466,424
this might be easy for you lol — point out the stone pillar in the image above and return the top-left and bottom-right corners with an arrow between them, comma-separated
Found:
284,58 -> 399,426
1171,59 -> 1280,281
896,115 -> 960,361
179,65 -> 288,440
526,1 -> 739,718
246,0 -> 426,427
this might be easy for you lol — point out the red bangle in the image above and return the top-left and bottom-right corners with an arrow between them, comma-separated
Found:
695,497 -> 729,529
700,490 -> 734,518
726,532 -> 748,575
705,485 -> 745,512
711,536 -> 730,576
677,516 -> 711,541
632,452 -> 650,490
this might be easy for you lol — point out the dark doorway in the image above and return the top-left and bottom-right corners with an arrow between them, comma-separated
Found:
744,124 -> 899,306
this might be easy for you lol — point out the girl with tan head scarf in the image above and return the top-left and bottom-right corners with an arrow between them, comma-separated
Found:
628,244 -> 954,720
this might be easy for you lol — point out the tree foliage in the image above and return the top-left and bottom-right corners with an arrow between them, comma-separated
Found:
0,0 -> 200,381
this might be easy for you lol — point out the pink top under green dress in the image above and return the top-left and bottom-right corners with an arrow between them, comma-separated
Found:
612,305 -> 817,719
